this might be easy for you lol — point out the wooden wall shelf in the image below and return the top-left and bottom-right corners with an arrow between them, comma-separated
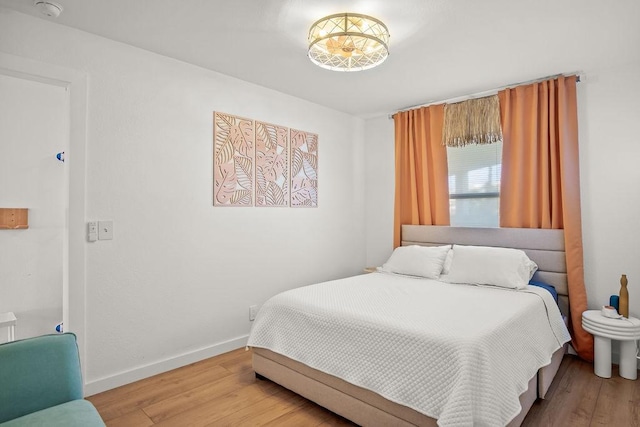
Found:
0,208 -> 28,229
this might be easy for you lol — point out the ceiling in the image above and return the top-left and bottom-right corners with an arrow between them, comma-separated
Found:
1,0 -> 638,118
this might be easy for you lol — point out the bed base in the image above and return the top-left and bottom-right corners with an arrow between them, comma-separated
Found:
251,225 -> 570,426
253,345 -> 566,427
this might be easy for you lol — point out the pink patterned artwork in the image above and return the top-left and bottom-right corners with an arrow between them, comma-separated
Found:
255,121 -> 289,207
213,112 -> 255,206
290,129 -> 318,207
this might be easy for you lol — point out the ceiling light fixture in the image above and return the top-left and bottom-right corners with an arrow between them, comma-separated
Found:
308,13 -> 390,72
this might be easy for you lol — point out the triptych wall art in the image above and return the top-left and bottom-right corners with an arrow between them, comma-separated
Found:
213,112 -> 318,207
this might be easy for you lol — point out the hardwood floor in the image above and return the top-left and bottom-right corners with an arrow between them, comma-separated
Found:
88,349 -> 640,426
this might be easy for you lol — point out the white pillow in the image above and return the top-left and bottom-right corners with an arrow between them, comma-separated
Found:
380,245 -> 451,279
442,245 -> 538,290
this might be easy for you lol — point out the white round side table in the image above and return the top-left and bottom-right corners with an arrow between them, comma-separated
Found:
582,310 -> 640,380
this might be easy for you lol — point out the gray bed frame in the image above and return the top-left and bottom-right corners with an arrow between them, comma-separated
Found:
253,225 -> 570,426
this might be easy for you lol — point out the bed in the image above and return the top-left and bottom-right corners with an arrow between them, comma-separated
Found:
248,225 -> 572,426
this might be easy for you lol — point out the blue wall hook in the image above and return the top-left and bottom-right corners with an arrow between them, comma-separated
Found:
56,152 -> 65,162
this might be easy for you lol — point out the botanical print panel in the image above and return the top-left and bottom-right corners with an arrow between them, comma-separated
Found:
290,129 -> 318,207
213,112 -> 255,206
255,121 -> 289,207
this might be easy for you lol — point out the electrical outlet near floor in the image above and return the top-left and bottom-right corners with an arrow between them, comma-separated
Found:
249,305 -> 258,321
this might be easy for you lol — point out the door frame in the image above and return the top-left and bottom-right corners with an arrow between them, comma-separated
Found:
0,52 -> 88,386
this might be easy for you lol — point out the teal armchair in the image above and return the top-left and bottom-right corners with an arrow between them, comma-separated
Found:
0,333 -> 104,426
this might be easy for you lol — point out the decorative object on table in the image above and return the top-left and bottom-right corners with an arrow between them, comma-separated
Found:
619,274 -> 629,318
609,295 -> 619,312
601,306 -> 621,319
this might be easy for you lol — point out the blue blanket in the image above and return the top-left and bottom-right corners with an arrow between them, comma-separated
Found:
529,280 -> 559,304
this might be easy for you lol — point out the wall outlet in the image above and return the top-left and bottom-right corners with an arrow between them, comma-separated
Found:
98,220 -> 113,240
249,305 -> 258,321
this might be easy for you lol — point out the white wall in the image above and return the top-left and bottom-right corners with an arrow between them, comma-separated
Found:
0,10 -> 366,393
365,61 -> 640,321
0,73 -> 68,342
579,62 -> 640,319
364,116 -> 394,266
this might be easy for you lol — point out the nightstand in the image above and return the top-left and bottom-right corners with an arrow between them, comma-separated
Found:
582,310 -> 640,380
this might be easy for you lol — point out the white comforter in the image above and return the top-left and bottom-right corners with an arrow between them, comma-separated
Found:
247,272 -> 571,427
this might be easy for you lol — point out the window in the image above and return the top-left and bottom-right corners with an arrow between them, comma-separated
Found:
447,141 -> 502,227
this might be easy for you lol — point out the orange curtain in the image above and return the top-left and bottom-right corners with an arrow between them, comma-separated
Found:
393,105 -> 450,248
498,76 -> 593,361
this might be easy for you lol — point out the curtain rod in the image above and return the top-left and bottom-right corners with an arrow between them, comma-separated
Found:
388,71 -> 583,119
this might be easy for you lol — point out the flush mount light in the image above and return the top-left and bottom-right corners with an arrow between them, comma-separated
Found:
308,13 -> 390,72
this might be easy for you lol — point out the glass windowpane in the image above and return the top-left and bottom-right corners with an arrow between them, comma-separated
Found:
447,141 -> 502,227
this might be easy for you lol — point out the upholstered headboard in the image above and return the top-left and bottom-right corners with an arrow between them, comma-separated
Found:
401,225 -> 569,315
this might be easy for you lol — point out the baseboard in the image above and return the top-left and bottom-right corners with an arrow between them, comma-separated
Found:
83,335 -> 249,396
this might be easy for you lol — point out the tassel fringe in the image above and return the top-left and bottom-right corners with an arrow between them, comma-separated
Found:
443,95 -> 503,147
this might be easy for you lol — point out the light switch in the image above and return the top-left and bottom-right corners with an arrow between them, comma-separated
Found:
88,221 -> 98,242
98,221 -> 113,240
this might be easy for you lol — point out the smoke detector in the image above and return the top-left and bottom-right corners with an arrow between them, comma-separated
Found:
34,1 -> 63,18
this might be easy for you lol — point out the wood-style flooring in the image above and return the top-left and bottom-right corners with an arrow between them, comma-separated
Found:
88,348 -> 640,426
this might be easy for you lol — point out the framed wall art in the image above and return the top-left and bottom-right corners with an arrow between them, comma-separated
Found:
213,112 -> 255,206
213,112 -> 318,208
290,129 -> 318,208
255,121 -> 289,207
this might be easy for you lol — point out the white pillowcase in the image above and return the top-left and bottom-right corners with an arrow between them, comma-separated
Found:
441,248 -> 454,275
442,245 -> 538,290
380,245 -> 451,279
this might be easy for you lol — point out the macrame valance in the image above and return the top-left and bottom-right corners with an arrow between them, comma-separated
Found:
442,95 -> 503,147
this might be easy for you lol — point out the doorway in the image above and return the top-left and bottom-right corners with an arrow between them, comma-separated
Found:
0,73 -> 69,342
0,51 -> 88,387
